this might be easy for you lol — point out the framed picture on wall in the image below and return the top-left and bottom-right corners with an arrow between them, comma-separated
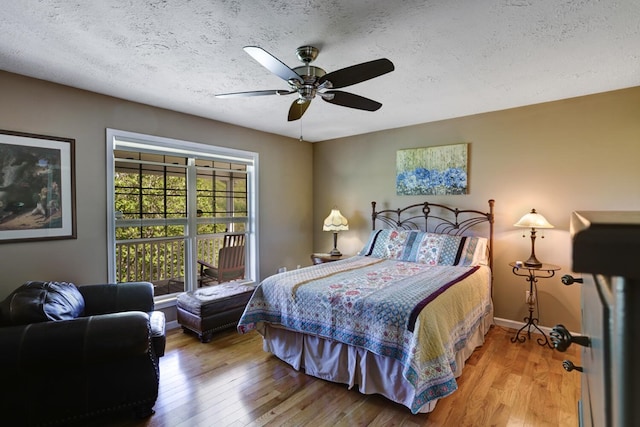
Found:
0,130 -> 76,243
396,143 -> 469,195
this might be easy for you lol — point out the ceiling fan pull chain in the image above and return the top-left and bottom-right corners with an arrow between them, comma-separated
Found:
299,118 -> 303,142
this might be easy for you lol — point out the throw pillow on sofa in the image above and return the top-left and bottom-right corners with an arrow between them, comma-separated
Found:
0,281 -> 85,325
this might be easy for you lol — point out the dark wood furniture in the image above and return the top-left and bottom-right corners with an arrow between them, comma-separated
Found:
176,282 -> 255,343
310,253 -> 344,265
551,211 -> 640,427
509,262 -> 560,348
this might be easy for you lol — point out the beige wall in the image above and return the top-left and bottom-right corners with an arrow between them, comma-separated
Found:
313,86 -> 640,333
2,69 -> 638,332
0,71 -> 314,301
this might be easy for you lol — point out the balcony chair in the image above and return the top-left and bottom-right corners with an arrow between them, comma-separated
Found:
198,233 -> 246,286
222,232 -> 245,247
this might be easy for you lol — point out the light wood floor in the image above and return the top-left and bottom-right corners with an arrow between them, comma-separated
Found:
92,324 -> 580,427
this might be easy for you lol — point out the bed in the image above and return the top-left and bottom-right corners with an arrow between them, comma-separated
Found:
237,199 -> 495,413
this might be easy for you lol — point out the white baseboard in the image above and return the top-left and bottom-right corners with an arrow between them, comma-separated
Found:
166,319 -> 180,330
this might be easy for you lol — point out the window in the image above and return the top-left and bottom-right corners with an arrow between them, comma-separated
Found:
106,129 -> 258,303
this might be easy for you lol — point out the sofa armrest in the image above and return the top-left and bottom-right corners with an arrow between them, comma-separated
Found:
79,282 -> 154,315
0,311 -> 152,367
149,310 -> 166,357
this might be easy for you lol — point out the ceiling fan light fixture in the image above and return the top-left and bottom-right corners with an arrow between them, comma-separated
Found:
299,86 -> 316,101
218,45 -> 394,121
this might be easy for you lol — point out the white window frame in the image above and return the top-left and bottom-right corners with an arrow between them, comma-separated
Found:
106,129 -> 259,306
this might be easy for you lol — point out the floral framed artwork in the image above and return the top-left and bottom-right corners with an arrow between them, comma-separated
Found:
396,143 -> 468,195
0,130 -> 76,243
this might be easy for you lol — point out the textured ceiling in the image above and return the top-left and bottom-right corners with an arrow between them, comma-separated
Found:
1,1 -> 639,142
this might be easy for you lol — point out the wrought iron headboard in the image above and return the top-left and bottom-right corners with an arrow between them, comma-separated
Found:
371,199 -> 495,275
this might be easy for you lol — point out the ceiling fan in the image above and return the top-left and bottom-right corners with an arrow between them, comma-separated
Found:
216,45 -> 395,121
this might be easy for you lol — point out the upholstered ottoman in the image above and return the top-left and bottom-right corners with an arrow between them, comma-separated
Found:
176,283 -> 255,343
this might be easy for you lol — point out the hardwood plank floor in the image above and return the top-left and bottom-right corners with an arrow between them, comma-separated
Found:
89,325 -> 580,427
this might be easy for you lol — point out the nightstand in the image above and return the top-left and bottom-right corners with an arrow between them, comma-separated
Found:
310,253 -> 344,265
509,262 -> 560,348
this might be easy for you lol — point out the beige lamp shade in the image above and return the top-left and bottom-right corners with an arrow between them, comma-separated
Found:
323,208 -> 348,256
323,208 -> 349,231
514,209 -> 554,229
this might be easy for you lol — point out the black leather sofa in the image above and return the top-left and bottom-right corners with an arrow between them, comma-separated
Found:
0,281 -> 166,427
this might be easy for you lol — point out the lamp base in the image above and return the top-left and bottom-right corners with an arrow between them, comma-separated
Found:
524,229 -> 543,267
524,255 -> 542,268
328,231 -> 342,257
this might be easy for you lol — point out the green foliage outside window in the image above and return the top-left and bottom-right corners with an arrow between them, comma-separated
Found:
113,159 -> 248,287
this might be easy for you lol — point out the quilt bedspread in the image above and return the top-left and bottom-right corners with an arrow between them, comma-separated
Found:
237,256 -> 492,412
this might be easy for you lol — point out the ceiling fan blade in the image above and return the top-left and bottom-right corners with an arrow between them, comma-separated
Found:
321,91 -> 382,111
288,99 -> 311,121
215,89 -> 294,98
243,46 -> 303,84
318,58 -> 394,89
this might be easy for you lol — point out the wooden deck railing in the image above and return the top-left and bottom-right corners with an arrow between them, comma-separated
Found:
115,235 -> 228,297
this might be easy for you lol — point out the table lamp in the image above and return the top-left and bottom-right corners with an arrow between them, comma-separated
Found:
323,208 -> 348,256
514,208 -> 554,267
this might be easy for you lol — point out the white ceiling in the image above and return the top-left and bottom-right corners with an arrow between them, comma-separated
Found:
2,1 -> 639,142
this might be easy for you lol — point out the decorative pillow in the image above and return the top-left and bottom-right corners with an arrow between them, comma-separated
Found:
457,236 -> 489,266
386,230 -> 410,259
0,281 -> 85,325
359,229 -> 488,266
358,229 -> 392,258
386,230 -> 424,260
415,233 -> 447,265
358,229 -> 423,260
415,233 -> 489,266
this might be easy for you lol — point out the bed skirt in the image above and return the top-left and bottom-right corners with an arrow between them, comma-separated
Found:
258,307 -> 493,414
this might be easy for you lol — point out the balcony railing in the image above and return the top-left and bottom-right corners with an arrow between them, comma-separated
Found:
115,235 -> 230,297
